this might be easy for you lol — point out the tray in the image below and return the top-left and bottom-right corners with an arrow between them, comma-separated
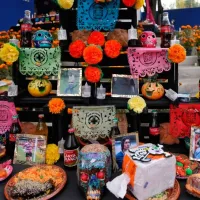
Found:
4,165 -> 67,200
125,179 -> 180,200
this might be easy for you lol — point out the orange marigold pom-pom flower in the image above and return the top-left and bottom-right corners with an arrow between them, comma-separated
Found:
83,45 -> 103,65
85,66 -> 102,83
69,40 -> 86,58
87,31 -> 105,47
168,44 -> 186,63
122,0 -> 136,7
48,98 -> 65,114
104,40 -> 122,58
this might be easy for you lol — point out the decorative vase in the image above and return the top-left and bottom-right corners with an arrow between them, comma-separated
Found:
129,111 -> 140,132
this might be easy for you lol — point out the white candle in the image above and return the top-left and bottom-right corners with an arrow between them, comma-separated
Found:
9,36 -> 19,46
82,82 -> 91,97
97,84 -> 106,99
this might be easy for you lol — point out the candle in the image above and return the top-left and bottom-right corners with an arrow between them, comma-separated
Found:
97,84 -> 106,99
58,26 -> 67,41
170,36 -> 180,46
9,36 -> 19,46
82,82 -> 91,98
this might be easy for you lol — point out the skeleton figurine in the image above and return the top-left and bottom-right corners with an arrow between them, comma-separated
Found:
139,31 -> 157,48
32,30 -> 53,48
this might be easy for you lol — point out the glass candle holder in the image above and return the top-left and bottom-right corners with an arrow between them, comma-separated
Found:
97,84 -> 106,99
9,36 -> 19,46
82,82 -> 91,98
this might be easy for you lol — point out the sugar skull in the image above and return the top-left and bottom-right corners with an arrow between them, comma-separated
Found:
32,30 -> 53,48
77,144 -> 111,200
139,31 -> 157,48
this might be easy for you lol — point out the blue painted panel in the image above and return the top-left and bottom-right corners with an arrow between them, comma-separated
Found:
0,0 -> 34,31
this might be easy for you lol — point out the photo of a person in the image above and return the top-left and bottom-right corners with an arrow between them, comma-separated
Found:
113,133 -> 139,169
111,75 -> 139,98
23,139 -> 34,162
57,68 -> 82,96
190,127 -> 200,161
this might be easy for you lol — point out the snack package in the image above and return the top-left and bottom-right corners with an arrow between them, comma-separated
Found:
13,134 -> 47,165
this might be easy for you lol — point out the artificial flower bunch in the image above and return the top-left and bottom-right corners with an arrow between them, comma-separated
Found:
127,95 -> 146,114
168,44 -> 186,63
122,0 -> 144,9
69,31 -> 122,63
45,144 -> 60,165
0,43 -> 19,79
69,30 -> 122,83
48,98 -> 66,114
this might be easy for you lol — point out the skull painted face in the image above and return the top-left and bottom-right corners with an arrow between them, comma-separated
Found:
77,144 -> 111,200
32,30 -> 53,48
140,31 -> 157,48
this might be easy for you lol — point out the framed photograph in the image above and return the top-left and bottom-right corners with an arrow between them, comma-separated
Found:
13,134 -> 47,165
111,74 -> 139,98
112,132 -> 139,169
190,126 -> 200,161
57,68 -> 82,96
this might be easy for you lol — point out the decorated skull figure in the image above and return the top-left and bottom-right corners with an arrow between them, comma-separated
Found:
140,31 -> 157,48
32,30 -> 53,48
77,144 -> 111,200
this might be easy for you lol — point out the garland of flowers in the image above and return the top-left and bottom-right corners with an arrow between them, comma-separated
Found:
55,0 -> 74,9
83,45 -> 103,65
85,66 -> 103,83
104,40 -> 122,58
48,98 -> 66,114
87,31 -> 105,46
69,40 -> 86,58
168,44 -> 186,63
122,0 -> 136,7
134,0 -> 144,9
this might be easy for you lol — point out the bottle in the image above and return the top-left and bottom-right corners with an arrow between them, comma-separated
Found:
149,111 -> 160,144
160,12 -> 172,48
58,26 -> 68,50
7,115 -> 22,159
64,128 -> 79,167
128,26 -> 141,47
110,118 -> 120,137
20,10 -> 32,47
35,114 -> 48,137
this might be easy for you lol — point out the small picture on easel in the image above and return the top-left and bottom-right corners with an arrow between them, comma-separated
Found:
111,74 -> 139,98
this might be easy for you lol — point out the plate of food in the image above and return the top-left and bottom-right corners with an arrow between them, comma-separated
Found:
125,179 -> 180,200
0,160 -> 13,182
4,165 -> 67,200
175,154 -> 199,179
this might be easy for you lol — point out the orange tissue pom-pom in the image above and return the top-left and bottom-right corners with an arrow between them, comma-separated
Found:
104,40 -> 122,58
122,0 -> 136,7
83,45 -> 103,65
88,31 -> 105,47
48,98 -> 65,114
69,40 -> 86,58
168,44 -> 186,63
85,66 -> 102,83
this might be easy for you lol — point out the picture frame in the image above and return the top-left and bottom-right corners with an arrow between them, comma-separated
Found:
190,126 -> 200,161
13,134 -> 47,165
112,132 -> 139,170
111,74 -> 139,98
57,68 -> 82,96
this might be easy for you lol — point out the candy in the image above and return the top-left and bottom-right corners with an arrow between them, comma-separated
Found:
186,168 -> 193,175
176,162 -> 183,167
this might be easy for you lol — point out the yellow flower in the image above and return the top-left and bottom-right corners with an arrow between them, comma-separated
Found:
128,96 -> 146,114
135,0 -> 144,9
45,144 -> 60,165
57,0 -> 74,9
0,43 -> 19,63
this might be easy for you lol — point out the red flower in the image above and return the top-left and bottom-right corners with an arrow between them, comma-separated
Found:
104,40 -> 122,58
122,0 -> 136,7
83,45 -> 103,65
85,66 -> 102,83
69,40 -> 86,58
88,31 -> 105,47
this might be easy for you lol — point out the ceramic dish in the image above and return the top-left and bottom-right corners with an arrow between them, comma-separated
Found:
4,165 -> 67,200
0,165 -> 13,182
125,179 -> 180,200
